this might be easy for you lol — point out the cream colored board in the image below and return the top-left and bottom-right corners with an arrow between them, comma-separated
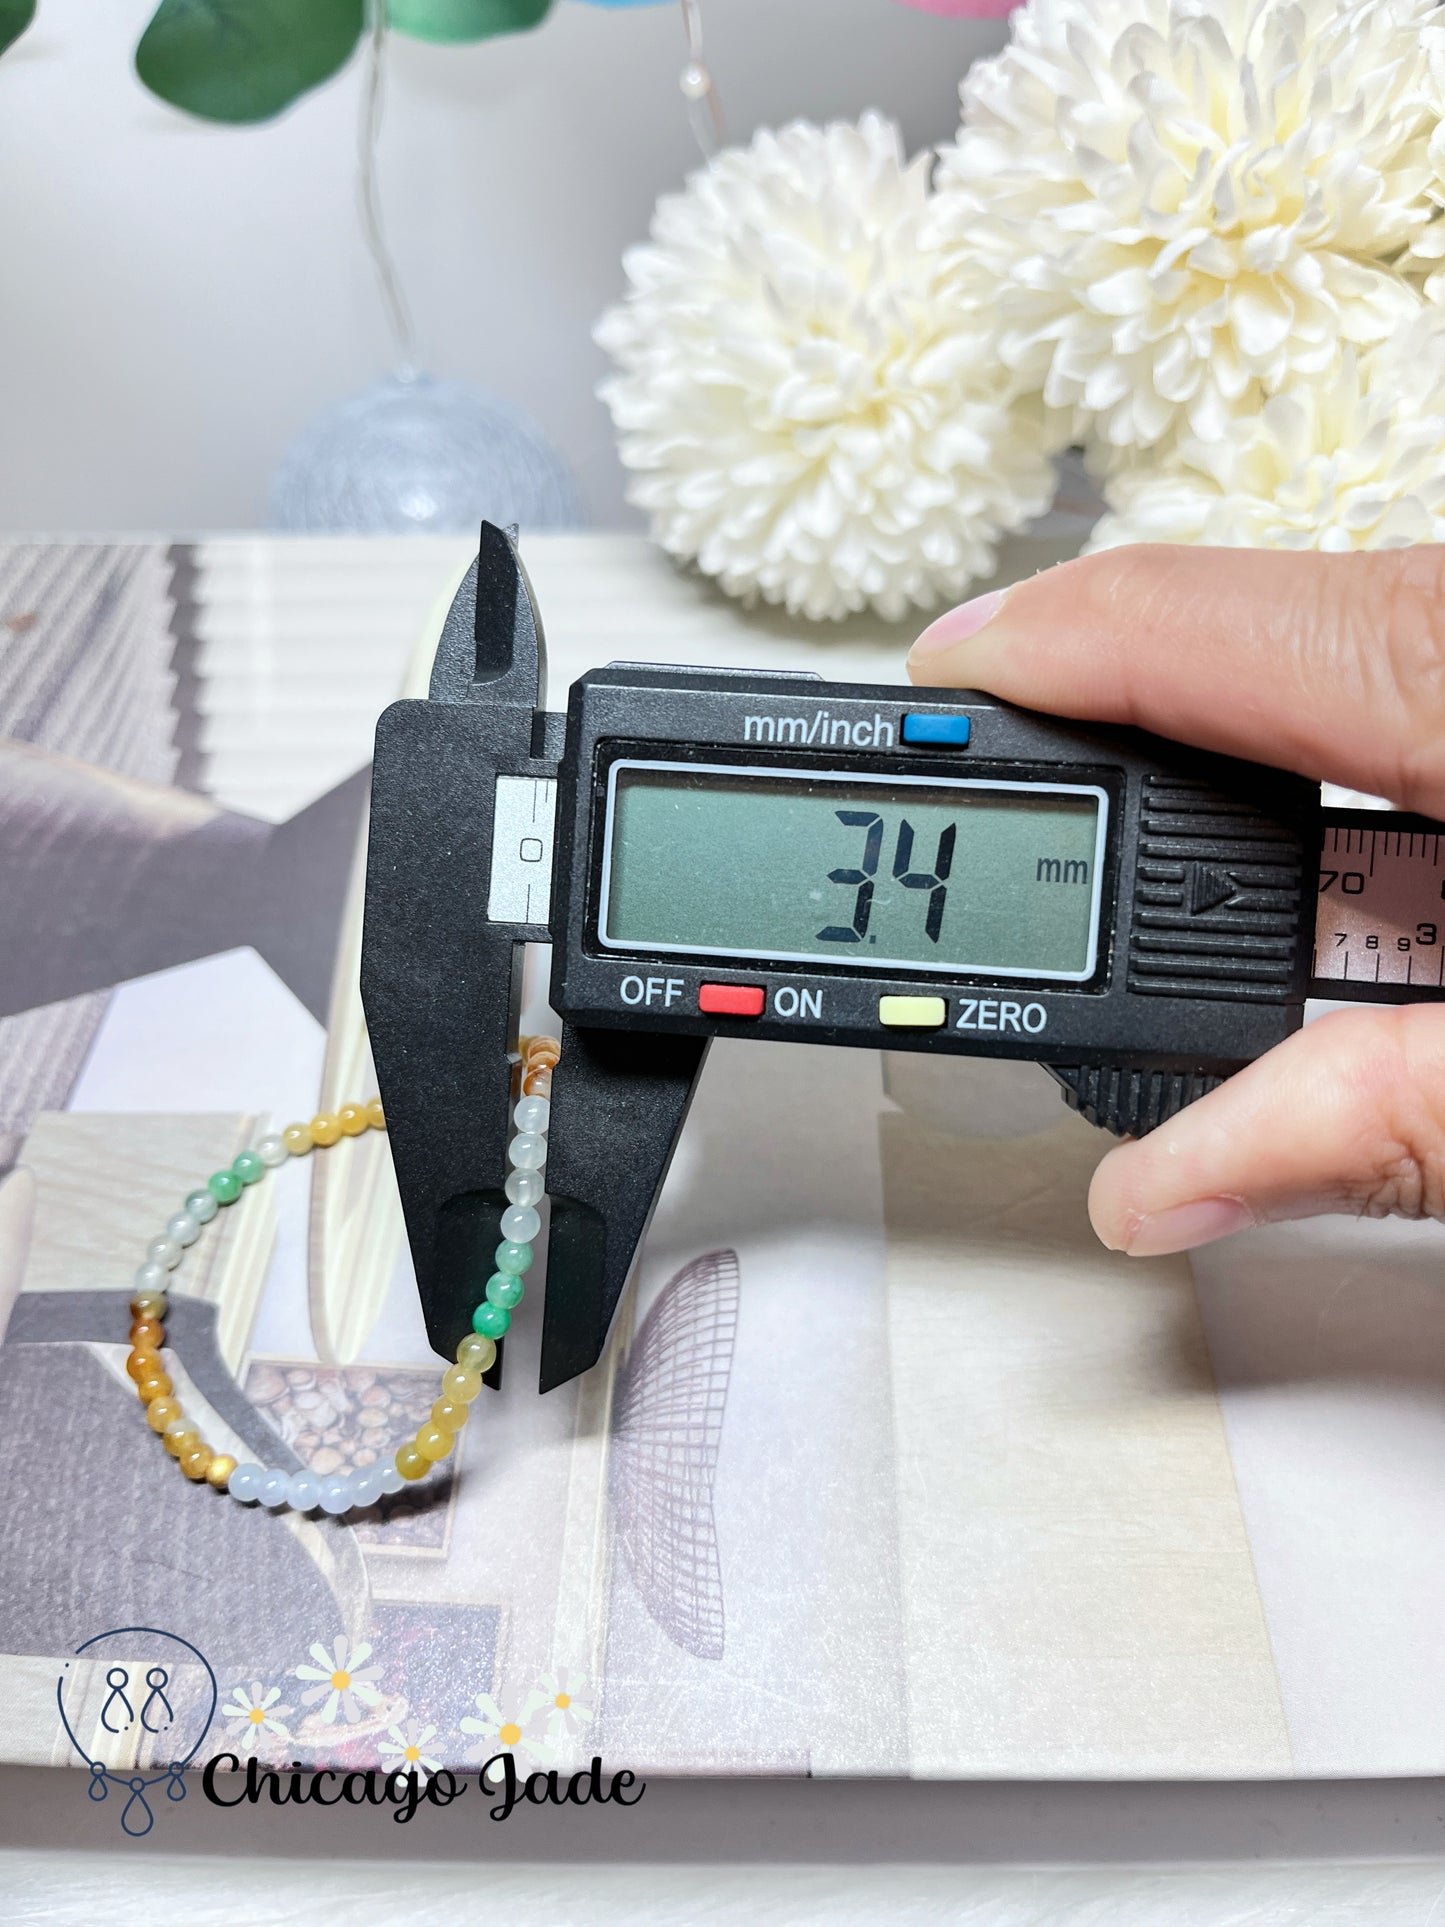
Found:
882,1109 -> 1293,1778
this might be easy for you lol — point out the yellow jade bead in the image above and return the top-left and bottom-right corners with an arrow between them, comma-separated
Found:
309,1112 -> 342,1147
129,1318 -> 165,1351
443,1364 -> 483,1404
147,1397 -> 183,1433
180,1444 -> 213,1481
338,1103 -> 368,1137
126,1347 -> 163,1383
164,1424 -> 198,1458
366,1097 -> 385,1130
205,1454 -> 237,1491
282,1123 -> 313,1156
455,1334 -> 496,1374
415,1423 -> 453,1463
129,1290 -> 167,1320
395,1442 -> 428,1482
432,1398 -> 470,1433
137,1372 -> 173,1404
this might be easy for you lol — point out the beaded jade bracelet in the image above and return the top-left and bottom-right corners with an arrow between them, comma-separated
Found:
125,1035 -> 560,1517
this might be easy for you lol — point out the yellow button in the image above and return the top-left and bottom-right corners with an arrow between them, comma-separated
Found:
878,995 -> 946,1028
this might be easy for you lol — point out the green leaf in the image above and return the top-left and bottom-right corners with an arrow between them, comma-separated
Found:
135,0 -> 365,124
387,0 -> 551,44
0,1 -> 36,59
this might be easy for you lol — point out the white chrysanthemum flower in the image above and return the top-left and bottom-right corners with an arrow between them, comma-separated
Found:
1086,319 -> 1445,550
1405,19 -> 1445,297
933,0 -> 1437,458
595,114 -> 1056,623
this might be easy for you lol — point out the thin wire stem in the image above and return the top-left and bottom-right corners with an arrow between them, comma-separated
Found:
358,0 -> 419,377
679,0 -> 725,160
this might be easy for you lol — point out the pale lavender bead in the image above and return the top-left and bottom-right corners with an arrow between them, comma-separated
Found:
500,1203 -> 541,1244
134,1261 -> 168,1294
257,1469 -> 290,1508
508,1132 -> 546,1171
185,1189 -> 219,1225
286,1471 -> 321,1511
166,1212 -> 201,1248
352,1466 -> 386,1508
147,1235 -> 183,1271
228,1463 -> 263,1503
255,1133 -> 288,1167
504,1168 -> 543,1207
513,1095 -> 550,1134
379,1464 -> 405,1496
318,1475 -> 352,1515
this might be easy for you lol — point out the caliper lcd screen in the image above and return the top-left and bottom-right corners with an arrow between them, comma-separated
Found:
598,760 -> 1108,981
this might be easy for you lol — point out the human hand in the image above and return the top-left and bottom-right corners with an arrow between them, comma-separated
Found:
908,544 -> 1445,1258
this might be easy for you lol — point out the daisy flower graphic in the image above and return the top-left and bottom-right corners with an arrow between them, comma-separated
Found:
459,1691 -> 556,1774
523,1669 -> 595,1748
378,1720 -> 443,1785
221,1681 -> 293,1754
292,1635 -> 384,1725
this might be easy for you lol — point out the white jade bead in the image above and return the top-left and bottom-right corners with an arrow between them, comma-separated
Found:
353,1466 -> 386,1508
318,1475 -> 352,1515
147,1235 -> 184,1271
256,1134 -> 288,1167
185,1190 -> 219,1225
287,1470 -> 321,1511
258,1469 -> 290,1507
513,1096 -> 550,1134
166,1212 -> 201,1248
500,1204 -> 541,1244
509,1133 -> 547,1171
134,1261 -> 168,1294
229,1463 -> 263,1503
504,1168 -> 543,1207
379,1464 -> 405,1496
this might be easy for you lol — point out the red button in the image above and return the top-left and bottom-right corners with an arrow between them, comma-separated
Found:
699,983 -> 766,1017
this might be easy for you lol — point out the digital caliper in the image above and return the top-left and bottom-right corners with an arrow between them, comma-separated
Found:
360,524 -> 1445,1393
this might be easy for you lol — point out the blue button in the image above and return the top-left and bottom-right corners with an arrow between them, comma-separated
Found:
902,712 -> 971,747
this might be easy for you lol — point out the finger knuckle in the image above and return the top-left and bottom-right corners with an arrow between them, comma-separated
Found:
1343,1005 -> 1445,1220
1353,548 -> 1445,810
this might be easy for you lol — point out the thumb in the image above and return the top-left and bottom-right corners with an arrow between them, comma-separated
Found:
1090,1006 -> 1445,1255
907,544 -> 1445,818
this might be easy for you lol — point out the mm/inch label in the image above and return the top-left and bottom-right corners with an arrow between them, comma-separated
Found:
1312,819 -> 1445,998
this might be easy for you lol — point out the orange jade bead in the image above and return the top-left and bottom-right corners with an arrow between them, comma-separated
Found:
164,1426 -> 199,1459
136,1371 -> 173,1404
126,1347 -> 163,1383
180,1444 -> 213,1481
309,1112 -> 342,1148
338,1103 -> 368,1137
147,1397 -> 183,1433
129,1318 -> 165,1350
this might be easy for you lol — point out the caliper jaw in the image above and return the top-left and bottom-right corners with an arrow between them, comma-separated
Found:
362,523 -> 558,1376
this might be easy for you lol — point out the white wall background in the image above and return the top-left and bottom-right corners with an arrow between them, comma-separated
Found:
0,0 -> 1005,531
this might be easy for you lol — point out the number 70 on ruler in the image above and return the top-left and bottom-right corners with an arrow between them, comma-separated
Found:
1311,817 -> 1445,998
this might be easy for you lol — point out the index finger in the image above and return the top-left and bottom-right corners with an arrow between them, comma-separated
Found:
906,544 -> 1445,818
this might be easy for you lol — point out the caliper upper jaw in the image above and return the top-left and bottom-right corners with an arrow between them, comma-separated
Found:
361,522 -> 558,1376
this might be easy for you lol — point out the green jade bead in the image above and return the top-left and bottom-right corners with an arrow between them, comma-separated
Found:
485,1271 -> 524,1311
493,1240 -> 533,1276
208,1169 -> 243,1204
472,1301 -> 511,1340
232,1150 -> 266,1185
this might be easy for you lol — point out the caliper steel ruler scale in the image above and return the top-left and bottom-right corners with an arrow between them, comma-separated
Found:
361,525 -> 1445,1393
